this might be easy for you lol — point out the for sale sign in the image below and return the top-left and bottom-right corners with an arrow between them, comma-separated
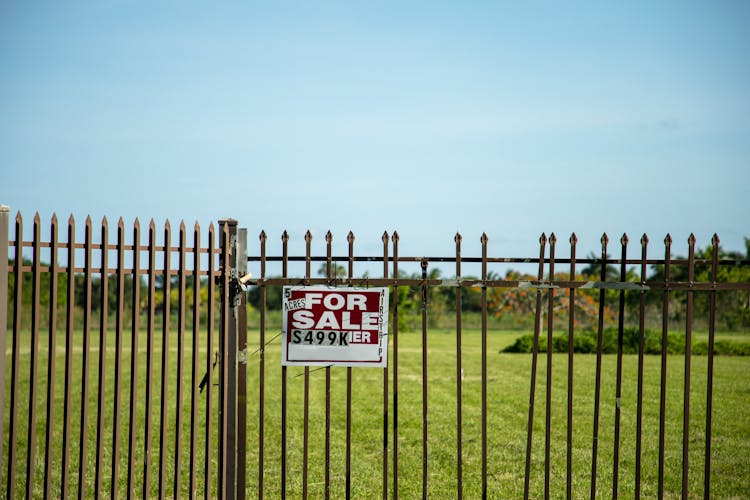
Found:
281,286 -> 389,367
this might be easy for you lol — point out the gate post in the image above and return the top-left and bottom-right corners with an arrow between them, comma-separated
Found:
0,205 -> 8,477
218,219 -> 248,500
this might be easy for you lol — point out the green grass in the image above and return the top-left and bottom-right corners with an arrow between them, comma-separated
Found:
3,318 -> 219,498
4,325 -> 750,498
244,327 -> 750,498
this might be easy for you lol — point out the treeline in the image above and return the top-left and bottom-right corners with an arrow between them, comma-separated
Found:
5,263 -> 215,329
246,238 -> 750,332
7,238 -> 750,331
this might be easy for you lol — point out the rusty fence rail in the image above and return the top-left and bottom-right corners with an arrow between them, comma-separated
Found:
244,229 -> 749,500
0,209 -> 244,499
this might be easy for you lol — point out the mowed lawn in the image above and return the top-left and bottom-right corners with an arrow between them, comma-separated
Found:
4,325 -> 750,498
251,328 -> 750,499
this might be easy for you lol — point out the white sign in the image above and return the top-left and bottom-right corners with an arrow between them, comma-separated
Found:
281,286 -> 389,367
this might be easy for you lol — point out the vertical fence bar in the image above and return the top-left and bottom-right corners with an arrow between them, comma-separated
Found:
635,234 -> 648,498
455,232 -> 463,499
345,233 -> 353,499
420,258 -> 429,500
218,219 -> 236,500
481,233 -> 489,499
544,233 -> 557,500
218,223 -> 226,500
95,217 -> 109,497
204,223 -> 215,500
280,230 -> 289,500
658,234 -> 672,498
325,230 -> 333,500
523,233 -> 546,500
612,234 -> 628,498
302,229 -> 312,500
175,222 -> 187,497
589,233 -> 608,500
704,234 -> 719,499
381,231 -> 389,500
127,219 -> 141,497
0,205 -> 7,484
25,214 -> 42,499
682,234 -> 696,499
237,227 -> 247,500
259,230 -> 267,500
6,212 -> 22,499
217,220 -> 229,500
345,231 -> 355,500
190,223 -> 201,499
111,218 -> 125,499
566,233 -> 577,500
61,215 -> 75,499
391,231 -> 400,500
0,206 -> 8,485
43,214 -> 59,498
144,220 -> 156,499
77,217 -> 93,498
159,221 -> 172,500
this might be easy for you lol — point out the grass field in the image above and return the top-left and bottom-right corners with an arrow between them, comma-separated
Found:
3,324 -> 750,498
249,328 -> 750,499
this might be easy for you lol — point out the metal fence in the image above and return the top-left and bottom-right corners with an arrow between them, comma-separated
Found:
2,209 -> 750,499
244,228 -> 749,499
0,209 -> 247,499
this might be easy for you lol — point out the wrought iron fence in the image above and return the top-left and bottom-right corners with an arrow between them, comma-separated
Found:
2,208 -> 749,498
0,209 -> 238,499
244,228 -> 749,499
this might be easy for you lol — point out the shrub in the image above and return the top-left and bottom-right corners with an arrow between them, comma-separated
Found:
501,328 -> 749,356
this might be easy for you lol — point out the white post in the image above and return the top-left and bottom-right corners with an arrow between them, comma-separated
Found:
0,204 -> 10,475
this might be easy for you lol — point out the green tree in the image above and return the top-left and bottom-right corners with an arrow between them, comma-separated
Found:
246,280 -> 284,311
488,269 -> 616,329
648,237 -> 750,330
317,262 -> 347,279
580,251 -> 620,281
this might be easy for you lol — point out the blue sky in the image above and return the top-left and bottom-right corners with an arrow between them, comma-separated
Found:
1,1 -> 748,272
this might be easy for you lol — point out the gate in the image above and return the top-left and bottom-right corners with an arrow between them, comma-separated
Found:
0,208 -> 246,498
2,208 -> 750,498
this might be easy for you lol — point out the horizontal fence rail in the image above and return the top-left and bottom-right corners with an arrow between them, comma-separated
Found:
243,229 -> 749,499
1,211 -> 227,499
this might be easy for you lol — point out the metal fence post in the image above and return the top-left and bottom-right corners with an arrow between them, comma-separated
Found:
237,227 -> 247,500
0,205 -> 9,477
219,219 -> 247,500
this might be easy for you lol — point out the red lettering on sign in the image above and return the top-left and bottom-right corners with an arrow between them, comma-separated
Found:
285,290 -> 381,343
282,286 -> 389,367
